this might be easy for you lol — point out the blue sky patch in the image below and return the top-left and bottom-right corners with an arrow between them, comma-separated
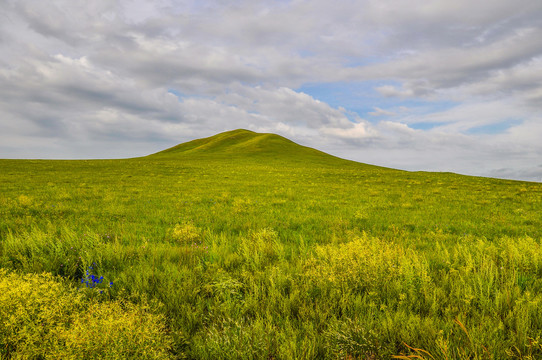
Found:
467,120 -> 522,135
296,81 -> 458,121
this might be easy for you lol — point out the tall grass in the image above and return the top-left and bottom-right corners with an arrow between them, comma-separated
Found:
1,143 -> 542,358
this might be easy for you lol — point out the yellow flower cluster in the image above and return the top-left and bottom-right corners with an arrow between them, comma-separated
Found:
0,269 -> 173,359
171,221 -> 201,244
304,233 -> 429,292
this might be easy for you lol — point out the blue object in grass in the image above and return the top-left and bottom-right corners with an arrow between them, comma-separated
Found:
80,265 -> 112,292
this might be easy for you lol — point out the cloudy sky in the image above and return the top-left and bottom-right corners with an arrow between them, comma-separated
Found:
1,0 -> 541,181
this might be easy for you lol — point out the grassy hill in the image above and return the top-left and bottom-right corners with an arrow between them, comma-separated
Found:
1,130 -> 542,359
149,129 -> 362,168
151,129 -> 321,157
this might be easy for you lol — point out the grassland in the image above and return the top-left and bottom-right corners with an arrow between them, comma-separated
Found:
1,129 -> 542,359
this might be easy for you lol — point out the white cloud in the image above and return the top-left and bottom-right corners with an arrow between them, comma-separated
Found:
376,85 -> 415,98
320,121 -> 377,140
1,0 -> 541,181
368,107 -> 396,117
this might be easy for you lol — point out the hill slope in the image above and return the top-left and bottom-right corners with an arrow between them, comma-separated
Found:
148,129 -> 349,164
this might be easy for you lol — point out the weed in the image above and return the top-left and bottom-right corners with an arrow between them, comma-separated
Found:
80,263 -> 113,294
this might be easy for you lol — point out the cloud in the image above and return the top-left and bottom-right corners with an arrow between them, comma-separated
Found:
1,0 -> 542,181
486,165 -> 542,183
320,121 -> 377,140
368,107 -> 396,117
376,85 -> 414,98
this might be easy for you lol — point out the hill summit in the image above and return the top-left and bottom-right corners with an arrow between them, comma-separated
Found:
149,129 -> 338,162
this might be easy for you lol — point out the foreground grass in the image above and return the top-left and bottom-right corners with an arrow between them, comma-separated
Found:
0,269 -> 172,359
1,132 -> 542,358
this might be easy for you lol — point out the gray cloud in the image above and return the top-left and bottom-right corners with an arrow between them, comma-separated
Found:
1,0 -> 541,181
487,165 -> 542,183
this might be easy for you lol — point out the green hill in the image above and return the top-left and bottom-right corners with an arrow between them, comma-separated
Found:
148,129 -> 350,164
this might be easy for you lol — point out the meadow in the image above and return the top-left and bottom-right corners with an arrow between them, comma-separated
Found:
1,129 -> 542,359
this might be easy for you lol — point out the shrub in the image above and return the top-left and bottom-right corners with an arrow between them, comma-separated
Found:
0,269 -> 83,357
238,228 -> 282,269
171,222 -> 201,244
53,299 -> 173,359
304,232 -> 430,295
17,194 -> 33,207
0,268 -> 173,359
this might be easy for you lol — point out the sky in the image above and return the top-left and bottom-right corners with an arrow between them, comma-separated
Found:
1,0 -> 541,182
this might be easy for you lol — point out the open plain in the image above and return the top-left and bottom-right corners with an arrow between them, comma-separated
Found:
1,130 -> 542,359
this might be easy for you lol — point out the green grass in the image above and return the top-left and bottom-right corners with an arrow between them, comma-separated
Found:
151,129 -> 333,159
1,129 -> 542,359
